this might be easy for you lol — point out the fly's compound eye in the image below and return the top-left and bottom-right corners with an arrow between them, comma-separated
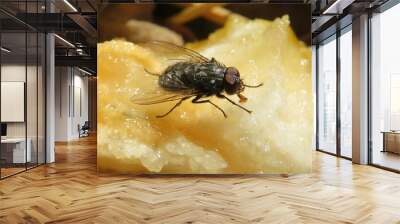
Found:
225,67 -> 240,85
224,67 -> 242,95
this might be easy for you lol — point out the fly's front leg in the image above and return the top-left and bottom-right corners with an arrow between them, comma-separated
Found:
156,96 -> 192,118
192,95 -> 227,118
217,93 -> 252,114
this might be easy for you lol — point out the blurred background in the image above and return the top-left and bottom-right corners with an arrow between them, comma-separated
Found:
98,4 -> 311,45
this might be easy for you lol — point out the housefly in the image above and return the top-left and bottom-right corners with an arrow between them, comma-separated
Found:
132,41 -> 263,118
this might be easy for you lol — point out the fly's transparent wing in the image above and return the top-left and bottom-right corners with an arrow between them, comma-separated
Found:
130,89 -> 198,105
132,41 -> 205,105
140,41 -> 210,64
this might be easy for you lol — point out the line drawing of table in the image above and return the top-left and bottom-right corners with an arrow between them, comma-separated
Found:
381,131 -> 400,154
1,138 -> 31,164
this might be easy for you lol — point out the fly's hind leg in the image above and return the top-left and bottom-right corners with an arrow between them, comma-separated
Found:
156,96 -> 192,118
217,93 -> 252,114
192,95 -> 227,118
144,68 -> 160,76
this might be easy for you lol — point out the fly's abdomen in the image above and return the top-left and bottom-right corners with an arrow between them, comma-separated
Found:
159,61 -> 226,93
159,62 -> 195,91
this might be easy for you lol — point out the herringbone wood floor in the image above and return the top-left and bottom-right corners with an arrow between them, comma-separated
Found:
1,135 -> 400,224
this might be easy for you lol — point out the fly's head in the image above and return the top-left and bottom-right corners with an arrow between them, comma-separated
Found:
224,67 -> 264,103
224,67 -> 248,103
224,67 -> 242,94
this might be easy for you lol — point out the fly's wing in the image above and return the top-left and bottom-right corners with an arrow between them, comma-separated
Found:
132,41 -> 205,105
130,89 -> 198,105
140,41 -> 210,64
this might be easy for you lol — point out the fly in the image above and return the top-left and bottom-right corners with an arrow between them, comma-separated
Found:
132,41 -> 263,118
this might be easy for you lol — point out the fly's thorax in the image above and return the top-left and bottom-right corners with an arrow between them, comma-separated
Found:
191,61 -> 226,93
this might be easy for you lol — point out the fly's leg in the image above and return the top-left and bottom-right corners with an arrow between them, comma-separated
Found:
217,93 -> 252,114
192,95 -> 227,118
156,96 -> 191,118
144,68 -> 159,76
243,83 -> 263,88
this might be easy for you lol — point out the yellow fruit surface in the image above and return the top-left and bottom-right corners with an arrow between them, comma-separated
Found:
97,15 -> 312,174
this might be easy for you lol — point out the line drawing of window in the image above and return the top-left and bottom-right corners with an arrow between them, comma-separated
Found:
317,37 -> 337,154
390,73 -> 400,131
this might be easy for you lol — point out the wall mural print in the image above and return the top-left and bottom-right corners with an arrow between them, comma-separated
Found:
97,3 -> 313,174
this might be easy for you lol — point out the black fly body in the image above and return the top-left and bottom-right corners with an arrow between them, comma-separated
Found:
132,41 -> 263,118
